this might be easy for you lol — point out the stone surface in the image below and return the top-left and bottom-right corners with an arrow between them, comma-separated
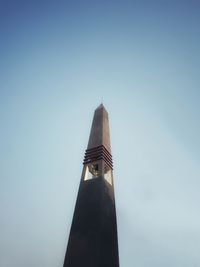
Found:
87,104 -> 111,153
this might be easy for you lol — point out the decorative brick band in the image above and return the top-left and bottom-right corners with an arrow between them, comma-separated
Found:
83,145 -> 113,169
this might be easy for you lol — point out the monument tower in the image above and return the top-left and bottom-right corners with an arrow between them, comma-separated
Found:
63,104 -> 119,267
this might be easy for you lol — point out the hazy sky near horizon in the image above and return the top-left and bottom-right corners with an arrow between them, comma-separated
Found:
0,1 -> 200,266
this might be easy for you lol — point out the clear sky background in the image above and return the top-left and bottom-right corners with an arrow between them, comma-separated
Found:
0,0 -> 200,266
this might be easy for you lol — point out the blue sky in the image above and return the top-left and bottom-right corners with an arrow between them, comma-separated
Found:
0,1 -> 200,266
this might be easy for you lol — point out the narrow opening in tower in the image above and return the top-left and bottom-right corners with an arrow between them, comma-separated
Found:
104,164 -> 112,185
84,163 -> 99,181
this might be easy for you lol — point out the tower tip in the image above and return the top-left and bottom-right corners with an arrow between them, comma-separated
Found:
87,103 -> 110,152
97,103 -> 104,109
96,103 -> 108,113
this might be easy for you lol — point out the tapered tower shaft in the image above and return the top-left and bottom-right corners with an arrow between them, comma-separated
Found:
63,104 -> 119,267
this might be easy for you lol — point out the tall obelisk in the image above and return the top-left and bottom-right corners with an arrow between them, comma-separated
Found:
63,104 -> 119,267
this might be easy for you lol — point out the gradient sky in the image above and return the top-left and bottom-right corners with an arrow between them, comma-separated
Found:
0,0 -> 200,266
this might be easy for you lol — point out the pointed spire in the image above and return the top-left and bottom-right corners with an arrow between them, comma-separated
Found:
63,104 -> 119,267
87,104 -> 111,153
96,103 -> 104,109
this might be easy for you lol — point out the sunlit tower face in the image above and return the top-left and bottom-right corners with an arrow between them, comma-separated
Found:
63,104 -> 119,267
